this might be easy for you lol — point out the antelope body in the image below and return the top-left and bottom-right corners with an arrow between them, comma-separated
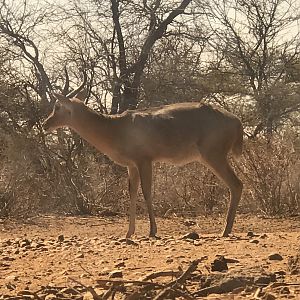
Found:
43,93 -> 243,238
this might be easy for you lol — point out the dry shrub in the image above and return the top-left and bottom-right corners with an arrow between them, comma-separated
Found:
149,136 -> 300,218
240,137 -> 300,216
0,131 -> 128,217
152,163 -> 228,217
1,128 -> 299,219
0,133 -> 81,216
82,157 -> 128,215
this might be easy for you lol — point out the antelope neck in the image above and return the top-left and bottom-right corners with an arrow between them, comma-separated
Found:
70,106 -> 118,154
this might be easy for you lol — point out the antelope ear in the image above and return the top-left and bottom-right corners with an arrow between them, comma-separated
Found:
53,92 -> 70,103
53,92 -> 73,110
74,88 -> 88,102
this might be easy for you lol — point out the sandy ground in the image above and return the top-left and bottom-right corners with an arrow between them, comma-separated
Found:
1,214 -> 300,299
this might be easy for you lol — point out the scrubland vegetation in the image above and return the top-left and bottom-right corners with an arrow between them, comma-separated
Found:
0,0 -> 299,218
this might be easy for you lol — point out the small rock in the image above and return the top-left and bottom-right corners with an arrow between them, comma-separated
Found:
39,247 -> 49,252
211,255 -> 228,272
20,239 -> 31,247
99,267 -> 110,276
76,253 -> 84,259
193,240 -> 201,246
46,268 -> 53,275
2,256 -> 15,261
280,286 -> 290,294
259,233 -> 268,239
2,239 -> 12,246
35,243 -> 46,248
268,253 -> 283,261
166,258 -> 174,263
183,219 -> 196,227
23,245 -> 32,250
115,261 -> 126,268
275,270 -> 286,277
57,235 -> 64,242
0,262 -> 10,269
109,270 -> 123,278
247,231 -> 255,237
182,231 -> 200,240
249,239 -> 259,244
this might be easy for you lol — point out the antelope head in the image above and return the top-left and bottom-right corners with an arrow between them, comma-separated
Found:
43,93 -> 75,132
44,67 -> 88,132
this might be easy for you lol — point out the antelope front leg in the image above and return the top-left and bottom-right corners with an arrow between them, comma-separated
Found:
138,160 -> 157,237
126,166 -> 140,238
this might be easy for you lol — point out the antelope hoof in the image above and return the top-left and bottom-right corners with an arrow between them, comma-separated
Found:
126,229 -> 135,239
149,229 -> 158,238
222,229 -> 231,237
149,235 -> 161,240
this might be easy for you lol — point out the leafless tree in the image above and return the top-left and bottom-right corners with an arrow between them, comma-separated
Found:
67,0 -> 194,113
204,0 -> 300,137
0,0 -> 57,107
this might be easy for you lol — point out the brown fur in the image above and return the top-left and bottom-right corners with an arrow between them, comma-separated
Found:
44,95 -> 243,237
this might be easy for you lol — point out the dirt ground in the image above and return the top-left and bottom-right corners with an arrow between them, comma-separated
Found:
1,214 -> 300,299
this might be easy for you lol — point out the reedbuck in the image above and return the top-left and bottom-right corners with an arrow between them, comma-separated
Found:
43,92 -> 243,238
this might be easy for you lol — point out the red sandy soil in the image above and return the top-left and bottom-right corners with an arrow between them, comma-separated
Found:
1,214 -> 300,299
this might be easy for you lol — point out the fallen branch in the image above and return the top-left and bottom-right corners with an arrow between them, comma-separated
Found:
61,260 -> 200,299
141,270 -> 182,281
69,277 -> 102,300
167,259 -> 200,287
96,278 -> 164,288
193,276 -> 251,297
123,259 -> 200,299
154,287 -> 196,300
152,259 -> 200,300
